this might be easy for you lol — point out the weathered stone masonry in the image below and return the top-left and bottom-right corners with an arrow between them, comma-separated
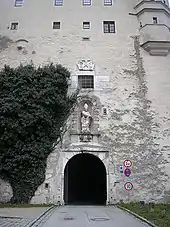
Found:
0,0 -> 170,204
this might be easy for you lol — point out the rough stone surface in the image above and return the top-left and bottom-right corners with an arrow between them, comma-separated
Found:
0,180 -> 13,203
0,0 -> 170,204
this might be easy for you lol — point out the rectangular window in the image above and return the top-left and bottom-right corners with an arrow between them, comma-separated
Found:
83,22 -> 90,29
82,0 -> 91,6
78,75 -> 94,89
153,17 -> 158,24
15,0 -> 23,7
55,0 -> 63,6
53,22 -> 60,29
10,22 -> 19,30
104,0 -> 112,6
103,21 -> 115,33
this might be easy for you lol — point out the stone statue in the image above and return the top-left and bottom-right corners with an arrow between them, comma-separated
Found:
81,103 -> 92,133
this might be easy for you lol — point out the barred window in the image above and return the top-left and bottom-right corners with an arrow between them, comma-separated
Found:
15,0 -> 23,7
82,0 -> 91,6
104,0 -> 112,6
103,21 -> 115,33
78,75 -> 94,89
55,0 -> 63,6
83,22 -> 90,29
53,22 -> 61,29
10,22 -> 19,30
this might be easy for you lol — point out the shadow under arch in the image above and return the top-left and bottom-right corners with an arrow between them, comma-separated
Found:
64,153 -> 107,205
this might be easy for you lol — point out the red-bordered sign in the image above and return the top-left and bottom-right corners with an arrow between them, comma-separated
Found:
124,182 -> 133,191
123,160 -> 132,168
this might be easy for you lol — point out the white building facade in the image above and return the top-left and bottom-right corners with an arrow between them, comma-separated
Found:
0,0 -> 170,205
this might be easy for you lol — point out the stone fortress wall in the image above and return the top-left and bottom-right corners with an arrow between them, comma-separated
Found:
0,0 -> 170,204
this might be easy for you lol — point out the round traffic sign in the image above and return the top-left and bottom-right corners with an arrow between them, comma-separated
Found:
124,182 -> 133,191
123,160 -> 132,168
124,168 -> 131,177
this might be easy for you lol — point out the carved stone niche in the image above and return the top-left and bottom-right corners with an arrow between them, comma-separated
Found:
70,95 -> 101,143
79,100 -> 93,142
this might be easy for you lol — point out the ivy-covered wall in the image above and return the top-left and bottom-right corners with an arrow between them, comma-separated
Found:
0,63 -> 77,204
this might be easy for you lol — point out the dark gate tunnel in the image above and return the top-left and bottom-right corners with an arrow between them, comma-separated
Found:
64,153 -> 107,205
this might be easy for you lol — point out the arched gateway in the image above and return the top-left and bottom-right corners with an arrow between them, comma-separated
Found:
64,153 -> 107,205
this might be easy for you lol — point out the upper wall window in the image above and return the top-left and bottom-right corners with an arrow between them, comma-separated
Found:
104,0 -> 112,6
83,22 -> 90,29
103,21 -> 115,33
15,0 -> 23,7
55,0 -> 63,6
53,22 -> 61,29
82,0 -> 91,6
10,22 -> 19,30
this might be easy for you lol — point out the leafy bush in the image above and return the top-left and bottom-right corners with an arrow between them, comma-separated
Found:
0,63 -> 78,203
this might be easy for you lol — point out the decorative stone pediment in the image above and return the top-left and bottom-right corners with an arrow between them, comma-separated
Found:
77,59 -> 95,71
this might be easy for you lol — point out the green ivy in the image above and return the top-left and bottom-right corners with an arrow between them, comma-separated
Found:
0,63 -> 78,204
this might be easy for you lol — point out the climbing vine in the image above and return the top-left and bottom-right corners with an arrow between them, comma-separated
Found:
0,63 -> 78,203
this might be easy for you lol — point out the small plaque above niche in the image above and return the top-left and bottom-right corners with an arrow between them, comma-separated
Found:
77,59 -> 95,71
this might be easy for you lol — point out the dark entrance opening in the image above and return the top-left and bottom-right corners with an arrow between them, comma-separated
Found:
64,153 -> 107,205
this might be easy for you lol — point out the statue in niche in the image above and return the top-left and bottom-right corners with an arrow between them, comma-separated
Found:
80,103 -> 93,142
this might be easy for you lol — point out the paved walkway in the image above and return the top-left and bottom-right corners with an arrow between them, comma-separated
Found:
40,206 -> 150,227
0,207 -> 48,218
0,207 -> 49,227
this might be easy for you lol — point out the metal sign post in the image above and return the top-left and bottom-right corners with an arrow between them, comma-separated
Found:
123,159 -> 133,202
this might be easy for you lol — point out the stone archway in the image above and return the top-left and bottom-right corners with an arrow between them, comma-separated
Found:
64,153 -> 107,205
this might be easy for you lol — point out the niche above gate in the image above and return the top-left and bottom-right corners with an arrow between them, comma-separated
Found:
70,95 -> 101,143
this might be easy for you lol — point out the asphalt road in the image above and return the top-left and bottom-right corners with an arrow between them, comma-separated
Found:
40,206 -> 150,227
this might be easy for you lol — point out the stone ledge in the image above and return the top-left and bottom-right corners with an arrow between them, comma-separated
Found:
141,41 -> 170,56
62,142 -> 109,152
134,1 -> 170,17
117,205 -> 158,227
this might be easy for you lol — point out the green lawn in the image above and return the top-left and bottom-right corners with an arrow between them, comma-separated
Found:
120,203 -> 170,227
0,204 -> 52,208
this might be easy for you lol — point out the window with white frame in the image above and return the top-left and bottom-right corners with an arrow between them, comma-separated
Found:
82,0 -> 91,6
104,0 -> 112,6
83,22 -> 90,29
15,0 -> 23,7
10,22 -> 19,30
55,0 -> 63,6
53,22 -> 61,29
103,21 -> 115,33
